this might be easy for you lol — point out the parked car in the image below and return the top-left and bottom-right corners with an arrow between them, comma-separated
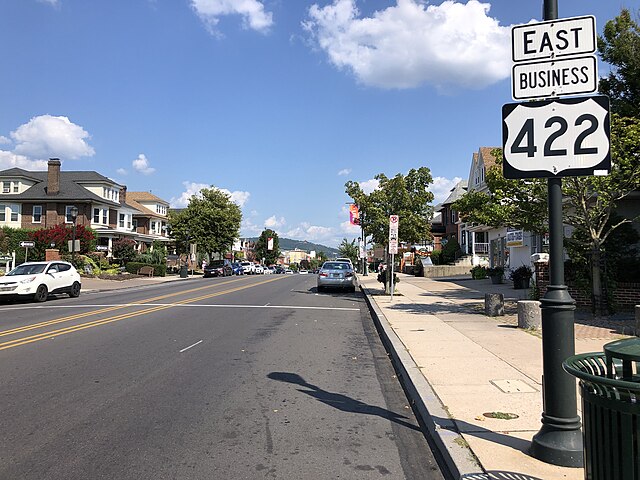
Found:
231,262 -> 245,275
203,260 -> 232,278
263,266 -> 272,274
299,269 -> 309,274
274,266 -> 285,274
254,264 -> 264,274
0,261 -> 81,302
285,269 -> 294,274
317,261 -> 356,292
335,258 -> 354,268
240,261 -> 255,274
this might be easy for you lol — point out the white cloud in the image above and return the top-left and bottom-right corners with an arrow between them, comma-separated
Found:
304,0 -> 510,91
0,136 -> 10,145
0,150 -> 48,171
116,168 -> 128,175
284,222 -> 335,243
219,188 -> 251,208
359,178 -> 379,194
265,215 -> 286,228
241,218 -> 262,236
338,168 -> 352,176
431,176 -> 463,204
191,0 -> 273,34
11,115 -> 95,160
132,154 -> 156,175
340,219 -> 361,235
170,181 -> 251,209
37,0 -> 59,6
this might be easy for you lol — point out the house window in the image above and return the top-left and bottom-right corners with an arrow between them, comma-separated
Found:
0,204 -> 5,221
93,208 -> 100,223
10,205 -> 19,222
65,206 -> 76,223
132,219 -> 138,231
451,211 -> 456,223
2,182 -> 10,193
119,213 -> 125,228
151,221 -> 156,233
102,209 -> 108,224
33,205 -> 42,223
13,183 -> 18,193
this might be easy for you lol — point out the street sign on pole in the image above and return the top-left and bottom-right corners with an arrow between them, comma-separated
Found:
511,55 -> 597,100
511,15 -> 597,101
19,241 -> 35,248
502,95 -> 610,179
388,215 -> 399,255
511,16 -> 596,62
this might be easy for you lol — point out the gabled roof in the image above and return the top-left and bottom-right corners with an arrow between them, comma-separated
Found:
441,180 -> 468,206
0,167 -> 121,205
126,191 -> 169,217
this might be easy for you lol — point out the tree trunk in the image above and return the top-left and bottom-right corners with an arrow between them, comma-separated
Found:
591,248 -> 607,317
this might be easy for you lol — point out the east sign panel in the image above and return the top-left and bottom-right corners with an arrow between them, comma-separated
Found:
502,95 -> 611,179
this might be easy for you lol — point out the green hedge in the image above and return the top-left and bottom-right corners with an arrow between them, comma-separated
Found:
125,262 -> 166,277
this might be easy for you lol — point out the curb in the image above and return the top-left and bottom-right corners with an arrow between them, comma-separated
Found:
360,284 -> 484,480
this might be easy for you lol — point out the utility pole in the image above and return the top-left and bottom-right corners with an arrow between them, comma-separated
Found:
530,0 -> 583,468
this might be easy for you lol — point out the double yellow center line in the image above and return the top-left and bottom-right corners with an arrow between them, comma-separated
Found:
0,276 -> 284,351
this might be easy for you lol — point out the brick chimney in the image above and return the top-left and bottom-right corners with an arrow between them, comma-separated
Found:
47,158 -> 61,195
119,185 -> 127,204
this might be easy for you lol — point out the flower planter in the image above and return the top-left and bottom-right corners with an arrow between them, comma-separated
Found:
513,277 -> 530,289
490,275 -> 504,284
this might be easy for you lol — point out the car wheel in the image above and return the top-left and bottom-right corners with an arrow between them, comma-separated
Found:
34,284 -> 48,303
69,281 -> 81,298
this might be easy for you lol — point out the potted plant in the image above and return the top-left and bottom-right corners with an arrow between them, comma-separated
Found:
486,266 -> 504,284
509,265 -> 533,289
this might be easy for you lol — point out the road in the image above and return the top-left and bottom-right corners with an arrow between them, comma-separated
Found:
0,274 -> 447,479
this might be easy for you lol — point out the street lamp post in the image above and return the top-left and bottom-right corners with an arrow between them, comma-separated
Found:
70,206 -> 79,261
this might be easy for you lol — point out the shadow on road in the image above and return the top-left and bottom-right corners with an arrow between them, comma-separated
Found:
267,371 -> 420,432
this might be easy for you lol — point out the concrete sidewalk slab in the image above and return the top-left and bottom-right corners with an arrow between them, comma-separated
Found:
359,272 -> 633,480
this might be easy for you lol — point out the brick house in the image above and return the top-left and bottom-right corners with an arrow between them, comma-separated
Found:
0,159 -> 171,257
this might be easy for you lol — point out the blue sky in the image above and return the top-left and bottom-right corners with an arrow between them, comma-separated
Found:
0,0 -> 635,247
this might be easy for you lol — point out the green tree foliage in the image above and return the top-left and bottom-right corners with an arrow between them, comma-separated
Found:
452,148 -> 548,233
169,187 -> 242,259
337,238 -> 359,266
598,8 -> 640,117
345,167 -> 434,246
255,229 -> 280,265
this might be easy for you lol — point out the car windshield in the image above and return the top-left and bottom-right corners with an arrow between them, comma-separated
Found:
8,264 -> 47,275
322,262 -> 350,270
208,261 -> 225,268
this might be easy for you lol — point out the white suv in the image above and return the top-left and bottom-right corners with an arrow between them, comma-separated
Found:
0,261 -> 82,302
240,261 -> 255,274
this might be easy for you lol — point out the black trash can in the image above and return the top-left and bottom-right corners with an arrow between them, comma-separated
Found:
563,338 -> 640,480
179,265 -> 188,278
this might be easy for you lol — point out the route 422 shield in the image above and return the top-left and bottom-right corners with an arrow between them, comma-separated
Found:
502,95 -> 610,179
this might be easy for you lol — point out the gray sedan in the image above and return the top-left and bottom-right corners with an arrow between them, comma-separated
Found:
317,261 -> 356,292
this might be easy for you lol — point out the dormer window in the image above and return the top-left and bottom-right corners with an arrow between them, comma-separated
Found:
2,181 -> 10,193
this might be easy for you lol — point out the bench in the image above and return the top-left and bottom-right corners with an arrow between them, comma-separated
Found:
137,265 -> 155,277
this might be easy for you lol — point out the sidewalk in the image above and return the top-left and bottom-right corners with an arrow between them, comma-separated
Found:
359,272 -> 635,480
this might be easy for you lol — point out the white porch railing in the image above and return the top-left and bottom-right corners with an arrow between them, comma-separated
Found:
473,243 -> 489,254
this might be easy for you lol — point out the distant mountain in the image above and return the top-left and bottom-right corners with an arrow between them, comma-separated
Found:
245,237 -> 340,257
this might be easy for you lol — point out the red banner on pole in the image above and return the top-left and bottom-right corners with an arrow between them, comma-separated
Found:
349,204 -> 360,225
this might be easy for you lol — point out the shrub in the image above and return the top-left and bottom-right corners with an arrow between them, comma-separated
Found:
470,265 -> 488,279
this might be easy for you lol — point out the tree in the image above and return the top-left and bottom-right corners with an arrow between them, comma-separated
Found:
337,238 -> 359,266
598,8 -> 640,117
345,167 -> 434,246
563,114 -> 640,314
28,224 -> 96,261
168,187 -> 242,260
255,229 -> 280,265
112,238 -> 138,263
346,167 -> 434,293
453,148 -> 548,233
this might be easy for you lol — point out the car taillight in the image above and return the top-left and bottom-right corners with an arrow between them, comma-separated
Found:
319,272 -> 328,277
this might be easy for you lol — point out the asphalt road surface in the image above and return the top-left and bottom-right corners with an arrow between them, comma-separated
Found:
0,274 -> 447,479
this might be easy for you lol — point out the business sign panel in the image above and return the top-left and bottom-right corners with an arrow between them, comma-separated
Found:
506,229 -> 524,248
512,55 -> 597,100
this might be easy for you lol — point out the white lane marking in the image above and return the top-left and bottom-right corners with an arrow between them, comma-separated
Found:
0,304 -> 360,312
179,340 -> 203,353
